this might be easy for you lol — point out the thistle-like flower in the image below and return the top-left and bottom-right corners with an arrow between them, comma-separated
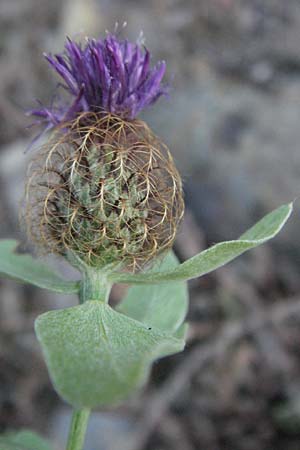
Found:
26,34 -> 184,270
30,34 -> 168,130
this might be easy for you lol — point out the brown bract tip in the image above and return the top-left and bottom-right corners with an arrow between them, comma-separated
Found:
24,112 -> 184,271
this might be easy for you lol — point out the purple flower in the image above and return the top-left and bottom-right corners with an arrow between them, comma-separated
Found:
30,34 -> 168,132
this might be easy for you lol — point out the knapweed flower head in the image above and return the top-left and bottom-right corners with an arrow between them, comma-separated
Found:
30,33 -> 168,133
25,33 -> 184,271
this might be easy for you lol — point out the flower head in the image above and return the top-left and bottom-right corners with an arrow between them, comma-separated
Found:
30,34 -> 168,132
25,34 -> 184,271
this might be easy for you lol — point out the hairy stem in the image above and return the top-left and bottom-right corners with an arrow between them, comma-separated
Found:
79,266 -> 112,303
67,251 -> 113,303
66,408 -> 90,450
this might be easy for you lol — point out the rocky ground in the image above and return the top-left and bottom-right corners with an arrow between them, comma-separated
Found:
1,0 -> 300,449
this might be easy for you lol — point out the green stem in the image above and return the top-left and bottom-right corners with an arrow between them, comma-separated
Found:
66,251 -> 113,303
79,267 -> 112,303
66,408 -> 90,450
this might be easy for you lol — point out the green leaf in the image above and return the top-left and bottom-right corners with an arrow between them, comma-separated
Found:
117,251 -> 188,334
108,203 -> 293,285
0,240 -> 80,294
0,430 -> 51,450
35,301 -> 184,408
0,441 -> 25,450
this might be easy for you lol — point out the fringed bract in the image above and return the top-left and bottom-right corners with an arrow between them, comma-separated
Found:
25,113 -> 184,270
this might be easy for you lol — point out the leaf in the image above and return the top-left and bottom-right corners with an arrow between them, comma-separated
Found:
0,430 -> 51,450
35,301 -> 184,408
0,240 -> 80,294
0,441 -> 25,450
108,203 -> 293,285
117,251 -> 188,334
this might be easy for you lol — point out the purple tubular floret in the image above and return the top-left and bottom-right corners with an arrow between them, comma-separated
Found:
29,33 -> 168,133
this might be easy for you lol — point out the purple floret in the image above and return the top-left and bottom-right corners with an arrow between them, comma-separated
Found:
30,34 -> 168,132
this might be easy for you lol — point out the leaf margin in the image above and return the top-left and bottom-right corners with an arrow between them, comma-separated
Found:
0,239 -> 80,294
108,202 -> 293,285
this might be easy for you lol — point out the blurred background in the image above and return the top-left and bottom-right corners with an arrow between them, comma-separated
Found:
1,0 -> 300,449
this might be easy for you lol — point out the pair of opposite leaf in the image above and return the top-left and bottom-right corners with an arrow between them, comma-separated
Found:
0,202 -> 292,408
